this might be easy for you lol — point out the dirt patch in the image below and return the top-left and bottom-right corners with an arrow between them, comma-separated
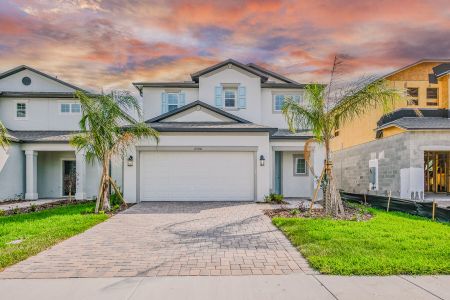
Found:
264,204 -> 372,221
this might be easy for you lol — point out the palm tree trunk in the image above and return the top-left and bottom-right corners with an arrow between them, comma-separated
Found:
323,136 -> 344,216
101,156 -> 111,212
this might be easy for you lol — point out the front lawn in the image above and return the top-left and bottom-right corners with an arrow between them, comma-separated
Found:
273,208 -> 450,275
0,202 -> 108,270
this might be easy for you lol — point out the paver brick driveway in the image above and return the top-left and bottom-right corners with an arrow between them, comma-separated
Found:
0,202 -> 314,278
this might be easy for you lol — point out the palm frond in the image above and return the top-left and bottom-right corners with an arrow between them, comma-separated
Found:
0,121 -> 9,149
330,79 -> 402,128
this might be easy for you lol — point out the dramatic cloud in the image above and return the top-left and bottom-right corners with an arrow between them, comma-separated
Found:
0,0 -> 449,92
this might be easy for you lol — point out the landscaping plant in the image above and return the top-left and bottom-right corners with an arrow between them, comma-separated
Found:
0,121 -> 8,149
70,91 -> 159,213
282,56 -> 402,216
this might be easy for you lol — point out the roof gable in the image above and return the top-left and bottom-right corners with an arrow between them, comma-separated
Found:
383,59 -> 450,80
145,100 -> 251,124
0,65 -> 88,93
246,63 -> 299,84
190,59 -> 269,83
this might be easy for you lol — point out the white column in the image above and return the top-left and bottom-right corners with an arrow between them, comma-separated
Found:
75,150 -> 87,200
25,150 -> 38,200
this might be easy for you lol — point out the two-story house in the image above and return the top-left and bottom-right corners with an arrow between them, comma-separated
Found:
124,59 -> 323,202
331,59 -> 450,200
0,65 -> 121,201
0,60 -> 323,203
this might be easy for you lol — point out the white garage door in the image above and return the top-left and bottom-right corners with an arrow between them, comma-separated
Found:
139,151 -> 255,201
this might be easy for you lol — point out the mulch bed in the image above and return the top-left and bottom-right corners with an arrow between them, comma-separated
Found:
0,200 -> 132,216
264,203 -> 373,221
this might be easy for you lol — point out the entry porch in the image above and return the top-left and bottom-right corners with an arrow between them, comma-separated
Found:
22,143 -> 93,200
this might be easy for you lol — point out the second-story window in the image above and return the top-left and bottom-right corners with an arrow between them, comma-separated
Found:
274,94 -> 301,111
406,88 -> 419,106
223,88 -> 237,108
16,103 -> 27,118
167,93 -> 180,111
60,103 -> 81,114
426,88 -> 438,106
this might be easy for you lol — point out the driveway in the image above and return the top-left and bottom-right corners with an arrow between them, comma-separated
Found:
0,202 -> 313,279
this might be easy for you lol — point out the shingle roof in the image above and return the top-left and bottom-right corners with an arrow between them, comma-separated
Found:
7,130 -> 79,143
190,59 -> 269,83
145,100 -> 251,124
270,129 -> 313,139
0,92 -> 79,98
378,117 -> 450,130
246,63 -> 299,84
147,122 -> 275,132
432,63 -> 450,78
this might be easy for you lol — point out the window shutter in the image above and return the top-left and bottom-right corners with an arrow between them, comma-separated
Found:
215,86 -> 223,107
238,86 -> 246,108
161,92 -> 168,113
179,92 -> 186,107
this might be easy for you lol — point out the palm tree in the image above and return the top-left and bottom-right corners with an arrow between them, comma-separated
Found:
70,91 -> 159,213
282,57 -> 402,216
0,121 -> 8,149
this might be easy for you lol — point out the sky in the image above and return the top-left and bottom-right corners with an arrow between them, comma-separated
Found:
1,0 -> 450,93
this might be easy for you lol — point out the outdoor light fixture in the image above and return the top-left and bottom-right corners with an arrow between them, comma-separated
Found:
127,155 -> 134,166
259,155 -> 266,166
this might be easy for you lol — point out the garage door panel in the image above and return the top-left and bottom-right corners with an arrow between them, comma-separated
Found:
140,151 -> 254,201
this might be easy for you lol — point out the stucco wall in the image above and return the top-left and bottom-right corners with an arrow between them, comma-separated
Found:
0,69 -> 74,93
0,143 -> 24,201
260,88 -> 305,129
142,87 -> 199,121
198,66 -> 262,124
37,151 -> 76,198
0,98 -> 82,131
281,151 -> 313,197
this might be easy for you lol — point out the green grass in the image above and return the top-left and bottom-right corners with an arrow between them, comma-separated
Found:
273,208 -> 450,275
0,202 -> 108,270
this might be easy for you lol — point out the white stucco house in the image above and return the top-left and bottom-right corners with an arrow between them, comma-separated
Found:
0,60 -> 324,203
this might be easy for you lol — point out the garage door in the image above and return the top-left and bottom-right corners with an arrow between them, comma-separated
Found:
139,151 -> 255,201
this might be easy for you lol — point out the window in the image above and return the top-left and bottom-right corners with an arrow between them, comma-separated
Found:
294,156 -> 307,175
426,88 -> 438,106
71,103 -> 81,113
406,88 -> 419,106
16,103 -> 27,118
223,88 -> 237,108
60,103 -> 81,114
167,93 -> 180,111
274,94 -> 301,111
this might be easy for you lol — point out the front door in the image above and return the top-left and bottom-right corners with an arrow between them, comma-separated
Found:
424,152 -> 449,193
63,160 -> 76,196
274,151 -> 282,194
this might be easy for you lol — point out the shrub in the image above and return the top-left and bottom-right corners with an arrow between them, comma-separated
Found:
264,193 -> 284,204
110,192 -> 123,207
290,209 -> 300,216
30,204 -> 37,212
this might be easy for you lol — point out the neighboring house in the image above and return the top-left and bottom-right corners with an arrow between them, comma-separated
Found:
126,59 -> 323,202
0,65 -> 121,201
331,59 -> 450,200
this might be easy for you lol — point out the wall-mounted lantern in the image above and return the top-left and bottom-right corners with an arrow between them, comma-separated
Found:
259,155 -> 266,167
127,155 -> 134,166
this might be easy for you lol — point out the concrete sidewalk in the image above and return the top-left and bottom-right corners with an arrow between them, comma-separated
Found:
0,274 -> 448,300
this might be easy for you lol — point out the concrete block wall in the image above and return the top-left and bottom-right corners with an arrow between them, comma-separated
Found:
332,133 -> 410,197
333,131 -> 450,199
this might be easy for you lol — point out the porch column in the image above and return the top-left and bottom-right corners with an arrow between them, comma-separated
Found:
25,150 -> 38,200
75,150 -> 87,200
